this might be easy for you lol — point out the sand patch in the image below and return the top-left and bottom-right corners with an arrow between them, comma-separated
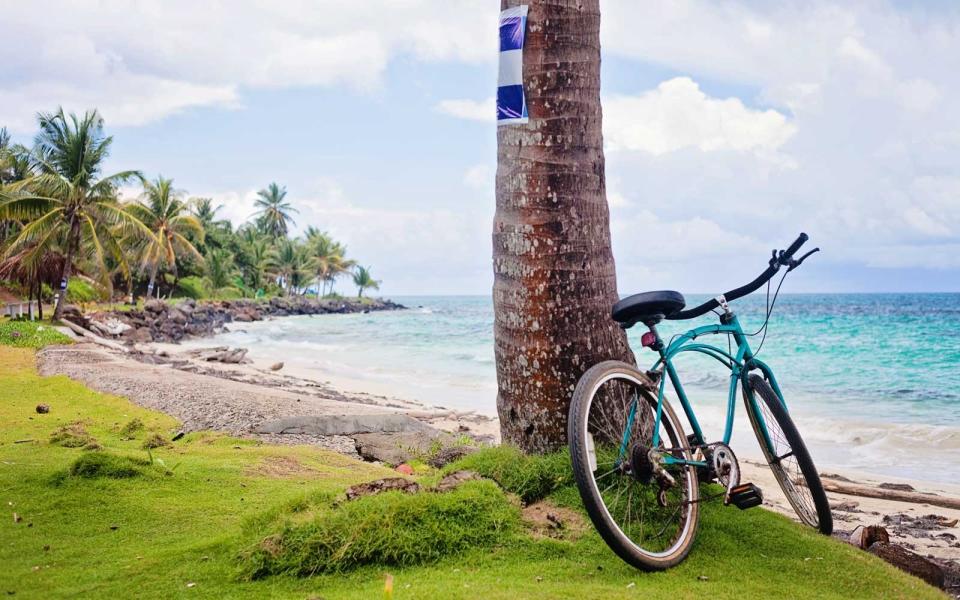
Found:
522,500 -> 587,541
247,455 -> 318,478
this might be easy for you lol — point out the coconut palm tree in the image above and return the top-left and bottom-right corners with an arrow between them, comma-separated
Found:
268,239 -> 313,295
253,182 -> 297,239
352,265 -> 379,298
126,176 -> 204,299
0,108 -> 151,319
203,248 -> 241,297
234,226 -> 271,294
190,197 -> 231,251
493,1 -> 635,452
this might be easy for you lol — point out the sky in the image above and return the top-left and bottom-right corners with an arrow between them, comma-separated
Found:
2,0 -> 959,295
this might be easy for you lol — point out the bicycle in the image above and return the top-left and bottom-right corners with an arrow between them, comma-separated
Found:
568,233 -> 832,571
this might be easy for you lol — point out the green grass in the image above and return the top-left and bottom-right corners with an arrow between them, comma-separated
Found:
0,346 -> 945,599
0,319 -> 72,348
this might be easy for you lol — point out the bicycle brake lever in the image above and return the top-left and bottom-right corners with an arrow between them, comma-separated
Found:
787,247 -> 820,272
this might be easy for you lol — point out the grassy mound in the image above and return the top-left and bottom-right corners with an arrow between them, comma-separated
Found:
240,480 -> 520,579
442,445 -> 573,503
50,422 -> 97,448
119,418 -> 145,438
141,432 -> 170,449
67,452 -> 152,479
0,320 -> 72,348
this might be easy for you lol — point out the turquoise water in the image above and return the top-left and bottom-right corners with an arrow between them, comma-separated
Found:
198,294 -> 960,483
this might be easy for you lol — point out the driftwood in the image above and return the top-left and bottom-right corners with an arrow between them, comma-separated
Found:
60,319 -> 130,353
819,477 -> 960,510
868,542 -> 945,588
847,525 -> 890,550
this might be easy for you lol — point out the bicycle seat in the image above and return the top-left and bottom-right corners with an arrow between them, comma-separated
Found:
612,290 -> 686,327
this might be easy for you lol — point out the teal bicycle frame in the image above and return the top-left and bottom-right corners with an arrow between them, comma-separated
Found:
617,312 -> 784,469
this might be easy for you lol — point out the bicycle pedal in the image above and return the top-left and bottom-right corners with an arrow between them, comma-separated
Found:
728,483 -> 763,510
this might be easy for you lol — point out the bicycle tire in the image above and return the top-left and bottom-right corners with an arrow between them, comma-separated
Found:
569,361 -> 700,570
744,373 -> 832,534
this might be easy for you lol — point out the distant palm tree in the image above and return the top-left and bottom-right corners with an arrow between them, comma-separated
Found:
232,226 -> 268,292
190,197 -> 231,250
204,248 -> 241,296
0,108 -> 150,318
352,265 -> 380,298
253,182 -> 297,239
127,176 -> 204,299
268,239 -> 313,295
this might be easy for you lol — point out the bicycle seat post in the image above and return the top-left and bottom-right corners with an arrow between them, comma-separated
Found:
640,319 -> 664,353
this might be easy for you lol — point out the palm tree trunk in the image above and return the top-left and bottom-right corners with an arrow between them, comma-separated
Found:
493,0 -> 636,453
167,263 -> 179,300
36,278 -> 43,320
146,264 -> 159,301
53,216 -> 82,320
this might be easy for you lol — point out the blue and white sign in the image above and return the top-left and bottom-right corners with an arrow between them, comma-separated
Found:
497,5 -> 529,126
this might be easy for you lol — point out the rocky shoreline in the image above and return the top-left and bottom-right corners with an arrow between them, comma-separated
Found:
64,296 -> 405,344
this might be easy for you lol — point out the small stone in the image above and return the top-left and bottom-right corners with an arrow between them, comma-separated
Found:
698,575 -> 709,581
35,404 -> 50,414
12,513 -> 21,523
269,362 -> 284,371
395,463 -> 414,475
535,576 -> 543,582
171,431 -> 185,441
186,582 -> 196,588
109,524 -> 119,531
626,582 -> 635,588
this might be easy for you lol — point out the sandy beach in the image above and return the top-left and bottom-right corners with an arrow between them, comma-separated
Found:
34,335 -> 959,571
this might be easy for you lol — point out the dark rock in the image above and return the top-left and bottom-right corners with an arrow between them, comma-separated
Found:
35,404 -> 50,414
144,299 -> 165,314
256,414 -> 435,436
168,308 -> 188,325
353,431 -> 443,465
428,445 -> 478,468
344,477 -> 420,501
879,482 -> 916,492
129,328 -> 153,343
434,470 -> 482,492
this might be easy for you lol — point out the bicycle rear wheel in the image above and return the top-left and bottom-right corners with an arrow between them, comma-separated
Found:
569,361 -> 700,571
744,373 -> 832,534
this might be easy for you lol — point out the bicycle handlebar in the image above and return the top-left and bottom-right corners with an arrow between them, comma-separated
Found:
665,233 -> 810,321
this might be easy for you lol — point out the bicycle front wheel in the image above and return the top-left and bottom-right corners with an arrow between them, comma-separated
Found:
744,373 -> 833,534
569,361 -> 700,571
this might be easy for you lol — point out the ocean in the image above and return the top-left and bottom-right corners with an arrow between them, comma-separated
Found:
192,294 -> 960,484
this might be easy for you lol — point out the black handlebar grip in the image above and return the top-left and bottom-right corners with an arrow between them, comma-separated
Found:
781,232 -> 808,263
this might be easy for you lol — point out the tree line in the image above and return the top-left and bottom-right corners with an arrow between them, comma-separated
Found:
0,108 -> 381,319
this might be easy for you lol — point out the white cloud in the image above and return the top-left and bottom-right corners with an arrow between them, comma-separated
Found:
463,164 -> 493,190
603,77 -> 796,164
435,98 -> 495,122
0,1 -> 497,132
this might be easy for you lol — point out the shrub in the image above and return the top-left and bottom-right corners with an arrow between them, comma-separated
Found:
175,276 -> 207,300
443,446 -> 574,503
66,279 -> 103,303
68,453 -> 151,479
239,480 -> 519,578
